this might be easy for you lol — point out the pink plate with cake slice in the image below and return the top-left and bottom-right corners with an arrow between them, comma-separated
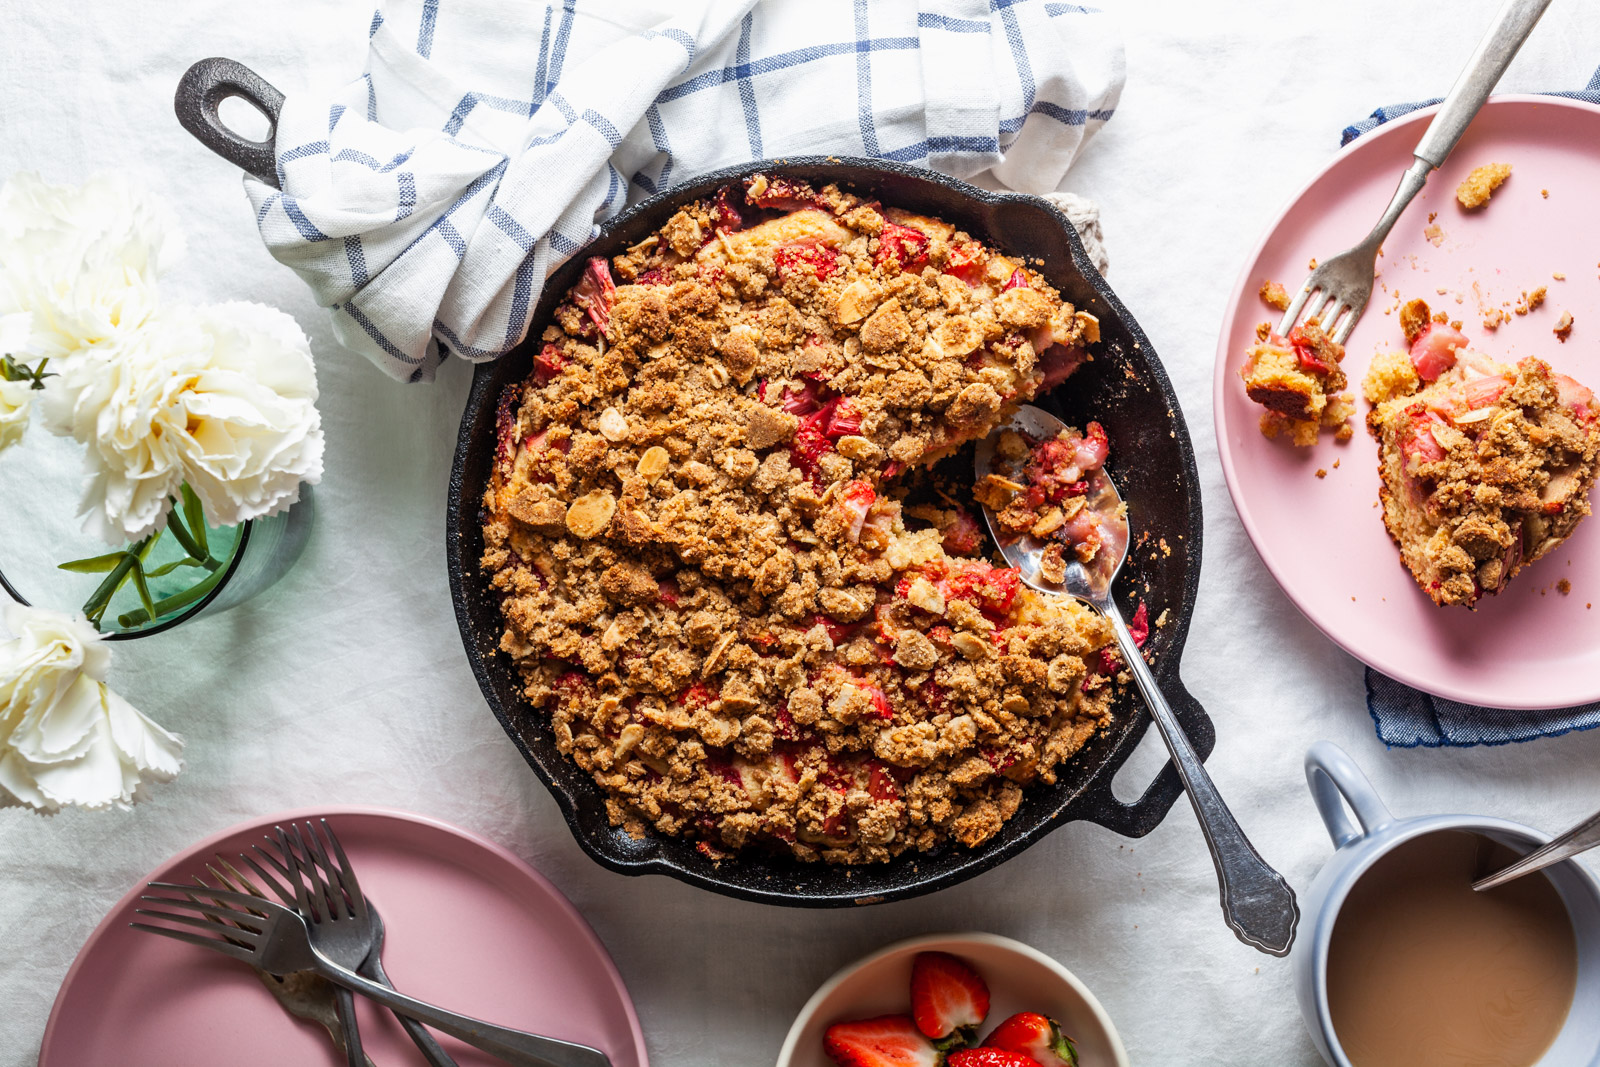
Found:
39,807 -> 648,1067
1215,95 -> 1600,709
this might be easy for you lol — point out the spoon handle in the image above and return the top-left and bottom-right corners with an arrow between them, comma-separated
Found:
1102,599 -> 1300,956
1473,807 -> 1600,891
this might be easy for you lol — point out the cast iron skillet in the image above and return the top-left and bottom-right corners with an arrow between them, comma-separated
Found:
179,59 -> 1216,907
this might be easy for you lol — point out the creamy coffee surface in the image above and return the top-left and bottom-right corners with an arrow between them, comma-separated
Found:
1327,830 -> 1577,1067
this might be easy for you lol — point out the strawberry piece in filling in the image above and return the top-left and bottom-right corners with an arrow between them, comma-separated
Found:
1038,343 -> 1088,390
944,240 -> 987,286
876,222 -> 930,272
571,257 -> 616,334
1408,322 -> 1468,382
836,480 -> 877,543
534,342 -> 568,382
774,238 -> 843,280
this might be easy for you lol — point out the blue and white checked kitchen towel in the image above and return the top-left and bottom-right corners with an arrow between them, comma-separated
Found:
246,0 -> 1124,383
1347,68 -> 1600,748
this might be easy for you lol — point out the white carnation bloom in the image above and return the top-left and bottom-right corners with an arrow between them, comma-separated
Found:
0,309 -> 37,453
180,302 -> 324,527
0,604 -> 183,812
0,378 -> 29,454
0,172 -> 183,362
41,302 -> 324,542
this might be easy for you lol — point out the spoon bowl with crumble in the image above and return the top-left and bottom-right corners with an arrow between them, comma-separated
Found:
975,404 -> 1300,956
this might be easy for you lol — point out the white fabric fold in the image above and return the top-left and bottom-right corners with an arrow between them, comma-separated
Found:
246,0 -> 1124,381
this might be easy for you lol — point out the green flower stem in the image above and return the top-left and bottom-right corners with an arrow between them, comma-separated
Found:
164,501 -> 221,573
115,554 -> 232,628
77,532 -> 158,627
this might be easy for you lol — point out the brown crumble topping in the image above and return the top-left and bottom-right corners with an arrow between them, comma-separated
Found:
481,176 -> 1118,864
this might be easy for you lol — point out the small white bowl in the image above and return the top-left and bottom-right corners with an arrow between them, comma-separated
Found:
776,932 -> 1130,1067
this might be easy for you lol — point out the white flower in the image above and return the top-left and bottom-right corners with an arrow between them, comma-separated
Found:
180,302 -> 324,528
0,173 -> 183,363
41,302 -> 324,542
0,604 -> 183,812
0,378 -> 29,454
0,310 -> 36,454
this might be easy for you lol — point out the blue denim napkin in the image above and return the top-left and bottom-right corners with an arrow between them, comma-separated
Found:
1345,67 -> 1600,747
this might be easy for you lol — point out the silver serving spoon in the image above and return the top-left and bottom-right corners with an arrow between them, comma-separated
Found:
1474,806 -> 1600,892
975,405 -> 1299,956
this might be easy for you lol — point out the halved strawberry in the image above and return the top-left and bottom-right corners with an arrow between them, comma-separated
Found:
984,1012 -> 1078,1067
1001,269 -> 1029,291
948,1049 -> 1045,1067
1408,322 -> 1468,382
910,951 -> 990,1043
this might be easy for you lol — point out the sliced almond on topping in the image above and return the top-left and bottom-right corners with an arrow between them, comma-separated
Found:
836,434 -> 882,462
1074,310 -> 1101,343
614,723 -> 645,759
951,631 -> 989,659
565,490 -> 616,539
1452,407 -> 1494,424
703,632 -> 738,675
597,407 -> 629,441
835,280 -> 880,324
637,446 -> 670,482
907,576 -> 946,615
936,315 -> 984,356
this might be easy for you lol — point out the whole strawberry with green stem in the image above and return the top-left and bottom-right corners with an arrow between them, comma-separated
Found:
984,1012 -> 1078,1067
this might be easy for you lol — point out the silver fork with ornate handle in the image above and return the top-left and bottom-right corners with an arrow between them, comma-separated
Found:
1279,0 -> 1553,345
132,886 -> 612,1067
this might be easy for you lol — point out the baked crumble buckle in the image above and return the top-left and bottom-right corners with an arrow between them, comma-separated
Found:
1241,317 -> 1355,446
1364,302 -> 1600,606
481,175 -> 1119,864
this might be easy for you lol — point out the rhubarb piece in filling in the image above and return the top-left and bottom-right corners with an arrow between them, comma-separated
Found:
1366,333 -> 1600,606
1241,317 -> 1355,446
481,176 -> 1118,864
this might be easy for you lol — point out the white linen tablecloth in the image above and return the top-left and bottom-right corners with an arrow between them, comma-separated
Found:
4,2 -> 1600,1064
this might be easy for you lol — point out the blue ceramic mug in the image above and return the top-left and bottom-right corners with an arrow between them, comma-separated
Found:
1294,741 -> 1600,1066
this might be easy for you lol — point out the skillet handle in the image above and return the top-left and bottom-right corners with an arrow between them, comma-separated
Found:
174,58 -> 284,189
1074,672 -> 1214,839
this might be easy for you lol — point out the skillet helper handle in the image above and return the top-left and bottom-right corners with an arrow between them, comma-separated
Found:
174,58 -> 285,188
1411,0 -> 1553,168
1104,599 -> 1299,957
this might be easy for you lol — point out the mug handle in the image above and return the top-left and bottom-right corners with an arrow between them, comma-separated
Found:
1305,741 -> 1395,849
